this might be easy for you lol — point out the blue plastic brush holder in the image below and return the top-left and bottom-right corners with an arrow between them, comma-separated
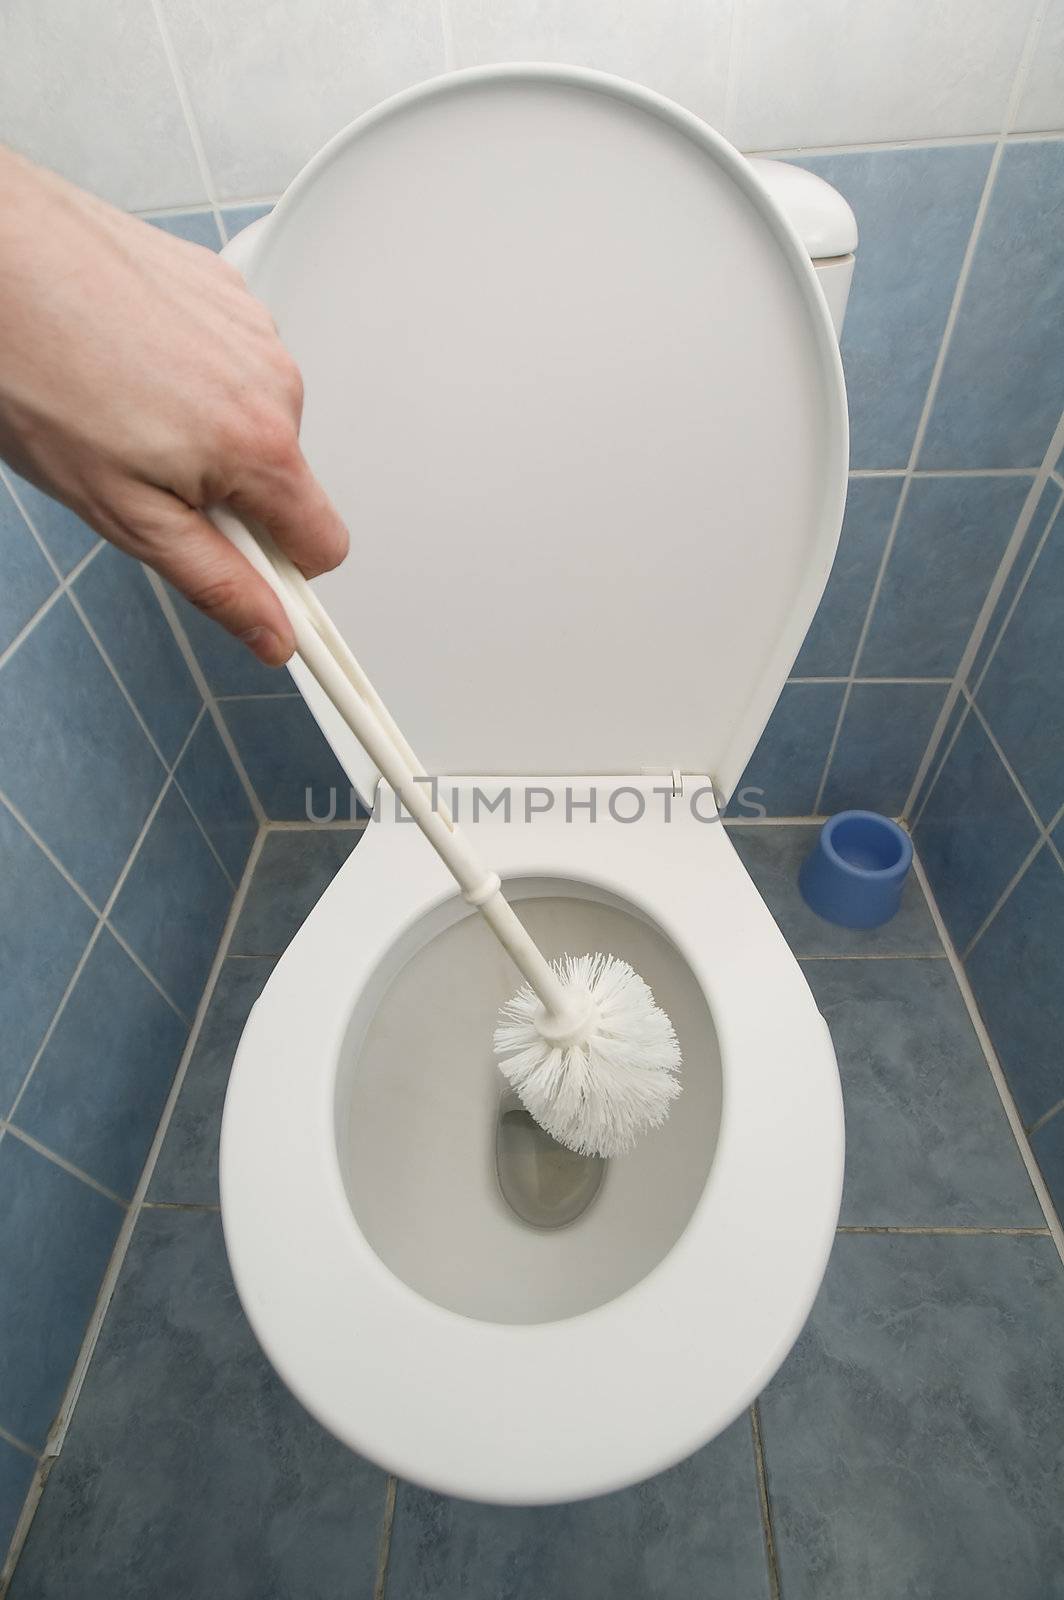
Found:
798,810 -> 913,929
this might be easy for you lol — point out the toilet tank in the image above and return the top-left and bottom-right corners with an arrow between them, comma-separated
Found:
747,158 -> 858,335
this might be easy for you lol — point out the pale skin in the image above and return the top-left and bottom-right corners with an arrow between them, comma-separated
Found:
0,147 -> 348,665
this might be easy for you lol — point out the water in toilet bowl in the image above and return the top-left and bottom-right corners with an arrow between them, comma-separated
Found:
337,882 -> 721,1325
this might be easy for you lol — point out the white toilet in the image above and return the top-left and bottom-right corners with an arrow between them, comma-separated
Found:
219,66 -> 857,1505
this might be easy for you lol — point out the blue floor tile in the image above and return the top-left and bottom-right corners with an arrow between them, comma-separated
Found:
728,824 -> 943,957
914,707 -> 1041,952
726,683 -> 844,818
8,1209 -> 386,1600
3,477 -> 97,576
796,147 -> 992,469
14,930 -> 188,1200
921,141 -> 1064,468
385,1414 -> 769,1600
0,1437 -> 34,1563
0,484 -> 55,655
73,547 -> 201,765
0,1137 -> 123,1450
145,210 -> 223,249
0,806 -> 97,1116
965,845 -> 1064,1127
859,476 -> 1029,677
174,715 -> 257,883
821,682 -> 947,818
149,958 -> 275,1206
0,598 -> 165,907
793,477 -> 900,678
976,501 -> 1064,824
968,479 -> 1062,688
804,959 -> 1039,1227
220,696 -> 354,821
110,785 -> 234,1017
759,1233 -> 1064,1599
230,829 -> 360,956
1031,1111 -> 1064,1226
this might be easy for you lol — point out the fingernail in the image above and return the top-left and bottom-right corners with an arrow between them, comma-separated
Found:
239,626 -> 289,666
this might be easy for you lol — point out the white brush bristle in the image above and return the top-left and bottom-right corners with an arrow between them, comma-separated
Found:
493,953 -> 682,1159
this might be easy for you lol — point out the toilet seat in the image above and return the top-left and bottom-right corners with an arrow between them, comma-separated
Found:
221,781 -> 843,1504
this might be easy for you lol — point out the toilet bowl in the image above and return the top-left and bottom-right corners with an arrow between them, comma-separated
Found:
218,65 -> 854,1503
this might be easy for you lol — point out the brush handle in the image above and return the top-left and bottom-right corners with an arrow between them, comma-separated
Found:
211,508 -> 576,1025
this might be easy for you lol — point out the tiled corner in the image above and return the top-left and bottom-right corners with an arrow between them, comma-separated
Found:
965,844 -> 1064,1127
0,480 -> 56,656
796,146 -> 992,469
976,497 -> 1064,824
914,706 -> 1041,952
385,1414 -> 769,1600
858,475 -> 1030,678
727,683 -> 844,818
804,958 -> 1040,1228
173,715 -> 257,883
0,1438 -> 35,1558
793,476 -> 901,678
758,1234 -> 1064,1600
73,546 -> 202,765
229,828 -> 360,956
908,691 -> 967,822
968,477 -> 1063,688
8,1208 -> 387,1600
0,597 -> 165,907
447,0 -> 733,127
144,209 -> 223,249
921,141 -> 1064,468
2,476 -> 98,577
13,930 -> 188,1200
0,804 -> 97,1116
157,0 -> 447,199
164,584 -> 293,697
821,682 -> 948,818
727,824 -> 943,957
109,784 -> 233,1017
0,1135 -> 123,1450
219,695 -> 354,822
220,202 -> 274,238
149,957 -> 276,1206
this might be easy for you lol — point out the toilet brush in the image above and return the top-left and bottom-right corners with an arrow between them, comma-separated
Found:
214,510 -> 681,1158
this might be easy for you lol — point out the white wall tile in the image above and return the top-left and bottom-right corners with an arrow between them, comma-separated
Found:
1013,0 -> 1064,133
730,0 -> 1039,152
446,0 -> 734,127
0,0 -> 203,210
159,0 -> 447,201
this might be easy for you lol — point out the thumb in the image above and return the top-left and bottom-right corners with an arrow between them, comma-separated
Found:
130,487 -> 296,665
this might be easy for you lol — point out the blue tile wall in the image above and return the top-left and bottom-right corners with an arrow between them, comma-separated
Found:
921,141 -> 1064,469
0,479 -> 256,1543
797,146 -> 992,470
220,694 -> 355,822
857,476 -> 1030,678
793,476 -> 901,677
145,210 -> 223,249
967,478 -> 1063,686
821,682 -> 947,817
727,682 -> 844,818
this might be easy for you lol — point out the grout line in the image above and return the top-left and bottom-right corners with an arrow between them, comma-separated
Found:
749,1404 -> 781,1600
216,691 -> 302,702
911,851 -> 1064,1262
146,573 -> 267,827
1028,1098 -> 1064,1139
905,412 -> 1064,821
744,129 -> 1064,160
968,478 -> 1064,702
0,1125 -> 126,1208
0,788 -> 100,921
909,467 -> 1037,478
0,1427 -> 36,1463
836,1224 -> 1051,1236
799,951 -> 948,961
140,1199 -> 221,1212
263,817 -> 367,832
373,1477 -> 398,1600
966,694 -> 1050,837
136,194 -> 281,221
0,829 -> 265,1594
148,0 -> 227,241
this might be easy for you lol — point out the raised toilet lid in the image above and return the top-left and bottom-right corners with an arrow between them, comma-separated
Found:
239,65 -> 848,800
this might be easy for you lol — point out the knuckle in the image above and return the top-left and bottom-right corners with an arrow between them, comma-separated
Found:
188,574 -> 240,623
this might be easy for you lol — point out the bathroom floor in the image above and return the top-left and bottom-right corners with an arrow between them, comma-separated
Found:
10,824 -> 1064,1600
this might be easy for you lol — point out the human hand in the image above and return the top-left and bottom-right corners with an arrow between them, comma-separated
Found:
0,148 -> 347,665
